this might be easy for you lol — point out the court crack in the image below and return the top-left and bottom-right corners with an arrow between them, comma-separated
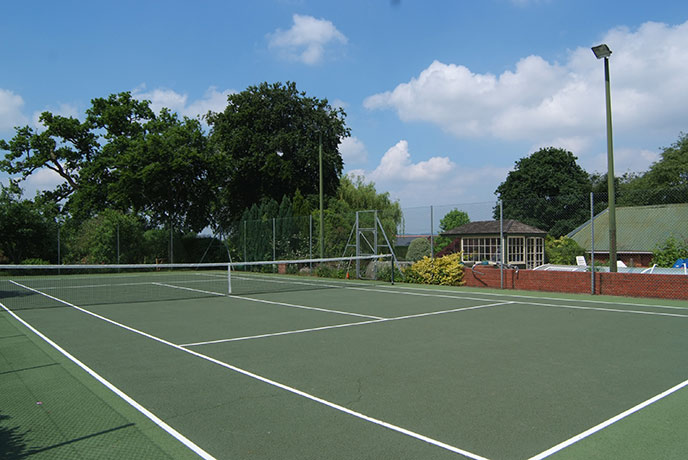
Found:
344,377 -> 365,407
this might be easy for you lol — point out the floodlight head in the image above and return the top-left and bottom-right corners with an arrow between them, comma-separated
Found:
592,44 -> 612,59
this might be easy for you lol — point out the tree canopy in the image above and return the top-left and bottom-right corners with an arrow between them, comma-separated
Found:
608,131 -> 688,207
207,81 -> 349,229
0,182 -> 57,263
494,147 -> 591,236
0,92 -> 212,231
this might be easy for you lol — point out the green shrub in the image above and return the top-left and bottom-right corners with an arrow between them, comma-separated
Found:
315,263 -> 346,279
545,235 -> 586,265
406,237 -> 431,261
375,262 -> 404,282
403,253 -> 464,286
652,236 -> 688,267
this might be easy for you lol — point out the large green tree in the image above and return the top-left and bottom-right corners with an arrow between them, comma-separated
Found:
0,183 -> 57,263
611,131 -> 688,206
494,147 -> 591,236
642,132 -> 688,188
0,112 -> 98,204
1,92 -> 212,231
207,82 -> 349,230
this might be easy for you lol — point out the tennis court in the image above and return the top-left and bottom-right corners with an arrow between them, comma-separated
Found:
2,262 -> 688,459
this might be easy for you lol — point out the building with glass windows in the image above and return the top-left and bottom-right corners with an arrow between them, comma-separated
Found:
439,220 -> 546,269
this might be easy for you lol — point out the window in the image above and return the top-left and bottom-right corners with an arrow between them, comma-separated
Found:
507,237 -> 524,263
461,237 -> 501,263
526,237 -> 544,269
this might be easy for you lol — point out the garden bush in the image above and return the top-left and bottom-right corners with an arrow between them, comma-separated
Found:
403,253 -> 465,286
545,235 -> 586,265
652,236 -> 688,267
406,237 -> 431,261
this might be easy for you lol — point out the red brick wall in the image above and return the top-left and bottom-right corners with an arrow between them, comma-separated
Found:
464,265 -> 688,300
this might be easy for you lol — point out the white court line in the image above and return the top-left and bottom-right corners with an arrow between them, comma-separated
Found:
517,300 -> 688,319
183,301 -> 511,347
227,294 -> 385,320
528,377 -> 688,459
0,298 -> 216,460
377,284 -> 688,311
181,319 -> 385,346
231,272 -> 504,305
152,282 -> 227,297
8,280 -> 490,460
157,281 -> 385,321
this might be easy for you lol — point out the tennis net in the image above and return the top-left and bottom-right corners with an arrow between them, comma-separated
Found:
0,255 -> 393,311
0,263 -> 230,311
228,254 -> 393,296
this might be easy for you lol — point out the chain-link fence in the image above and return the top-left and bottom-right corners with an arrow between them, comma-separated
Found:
3,185 -> 687,299
396,186 -> 688,299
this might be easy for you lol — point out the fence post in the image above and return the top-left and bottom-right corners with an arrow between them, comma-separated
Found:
309,214 -> 313,270
117,223 -> 120,264
499,200 -> 504,289
430,205 -> 434,259
57,225 -> 61,265
243,220 -> 247,262
272,217 -> 276,262
590,192 -> 595,295
57,224 -> 61,274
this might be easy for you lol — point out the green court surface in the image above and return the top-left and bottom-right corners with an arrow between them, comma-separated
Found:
2,274 -> 688,459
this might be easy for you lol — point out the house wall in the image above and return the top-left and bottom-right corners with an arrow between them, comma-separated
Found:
464,265 -> 688,300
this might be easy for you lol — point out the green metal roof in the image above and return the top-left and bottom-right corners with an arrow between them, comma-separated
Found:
567,203 -> 688,252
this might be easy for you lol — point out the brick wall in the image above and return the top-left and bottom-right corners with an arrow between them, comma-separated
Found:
464,265 -> 688,301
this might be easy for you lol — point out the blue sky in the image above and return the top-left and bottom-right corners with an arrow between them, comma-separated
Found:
2,0 -> 688,225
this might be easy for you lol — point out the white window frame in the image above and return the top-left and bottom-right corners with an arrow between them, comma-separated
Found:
461,237 -> 501,263
507,236 -> 525,264
525,237 -> 544,269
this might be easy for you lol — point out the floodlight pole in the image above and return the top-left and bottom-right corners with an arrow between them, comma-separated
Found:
593,44 -> 617,272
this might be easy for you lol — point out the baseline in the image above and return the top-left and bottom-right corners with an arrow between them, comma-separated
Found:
528,377 -> 688,459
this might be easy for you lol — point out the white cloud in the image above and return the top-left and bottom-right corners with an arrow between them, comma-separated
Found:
348,140 -> 512,213
367,140 -> 455,183
365,20 -> 688,173
24,168 -> 65,197
268,14 -> 347,65
185,87 -> 235,117
339,136 -> 368,166
0,89 -> 28,131
132,86 -> 235,119
133,86 -> 188,114
1,167 -> 66,199
588,147 -> 660,175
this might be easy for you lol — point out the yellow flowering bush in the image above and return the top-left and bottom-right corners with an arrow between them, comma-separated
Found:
403,253 -> 465,286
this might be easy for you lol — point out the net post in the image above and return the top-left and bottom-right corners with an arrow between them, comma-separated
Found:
227,263 -> 232,294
